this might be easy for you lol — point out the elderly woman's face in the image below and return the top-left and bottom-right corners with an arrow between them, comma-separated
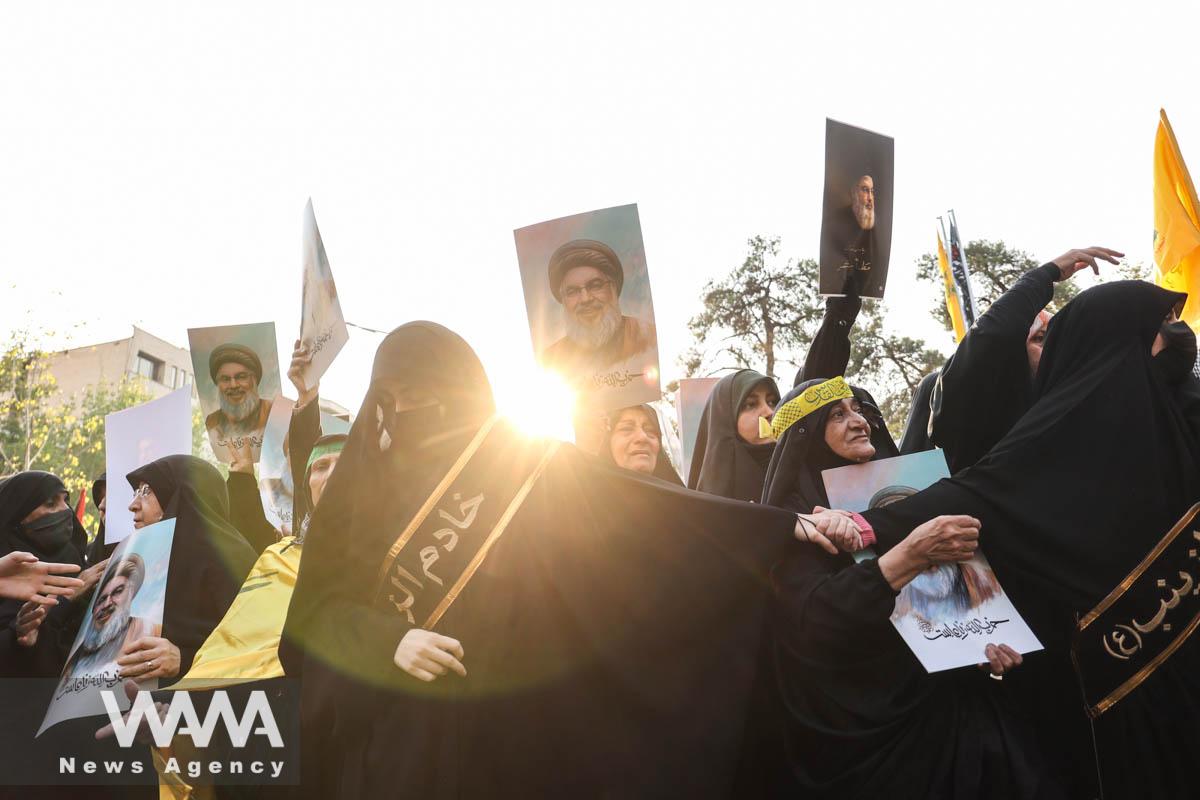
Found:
609,408 -> 661,475
824,398 -> 875,463
736,383 -> 779,445
129,482 -> 164,529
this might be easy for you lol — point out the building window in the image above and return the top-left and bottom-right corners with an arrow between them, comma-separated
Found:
134,352 -> 164,383
168,366 -> 178,388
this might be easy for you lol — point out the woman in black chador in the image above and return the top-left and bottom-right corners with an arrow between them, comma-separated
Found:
855,281 -> 1200,798
750,375 -> 1047,799
280,321 -> 866,799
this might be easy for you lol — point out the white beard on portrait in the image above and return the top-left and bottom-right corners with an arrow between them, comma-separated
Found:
68,603 -> 133,677
218,387 -> 262,432
564,302 -> 623,351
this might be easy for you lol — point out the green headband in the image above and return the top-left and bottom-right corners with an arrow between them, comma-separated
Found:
306,439 -> 346,472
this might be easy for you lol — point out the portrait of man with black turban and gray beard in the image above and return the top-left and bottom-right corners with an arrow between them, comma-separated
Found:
204,342 -> 277,458
540,238 -> 656,378
56,554 -> 160,691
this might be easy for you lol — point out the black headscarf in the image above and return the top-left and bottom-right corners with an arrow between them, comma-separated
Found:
859,281 -> 1200,797
126,454 -> 258,677
0,471 -> 87,567
687,369 -> 780,502
283,321 -> 495,683
282,322 -> 798,799
761,379 -> 898,513
0,471 -> 89,679
600,405 -> 684,486
84,472 -> 115,565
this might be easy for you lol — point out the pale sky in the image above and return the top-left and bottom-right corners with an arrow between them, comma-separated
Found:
3,1 -> 1197,426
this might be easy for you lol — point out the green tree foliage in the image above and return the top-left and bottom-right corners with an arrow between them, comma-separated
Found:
684,236 -> 944,437
682,236 -> 824,380
0,331 -> 155,534
914,239 -> 1149,338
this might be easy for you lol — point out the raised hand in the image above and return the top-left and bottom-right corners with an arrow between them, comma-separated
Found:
288,339 -> 319,407
0,551 -> 83,603
1050,247 -> 1123,280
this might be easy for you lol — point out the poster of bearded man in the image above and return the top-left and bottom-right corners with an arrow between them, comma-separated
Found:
823,450 -> 1043,672
818,118 -> 894,298
514,203 -> 661,411
38,519 -> 175,735
188,322 -> 283,463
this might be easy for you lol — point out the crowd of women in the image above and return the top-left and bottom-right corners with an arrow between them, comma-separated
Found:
2,245 -> 1199,799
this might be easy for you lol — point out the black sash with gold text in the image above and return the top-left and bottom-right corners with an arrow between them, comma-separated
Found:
1073,502 -> 1200,717
372,416 -> 559,630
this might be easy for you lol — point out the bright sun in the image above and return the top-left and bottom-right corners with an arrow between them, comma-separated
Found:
490,355 -> 578,443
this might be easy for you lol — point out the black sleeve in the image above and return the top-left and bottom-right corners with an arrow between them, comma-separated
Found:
288,397 -> 322,524
226,471 -> 278,555
794,295 -> 863,387
931,263 -> 1059,470
772,547 -> 898,657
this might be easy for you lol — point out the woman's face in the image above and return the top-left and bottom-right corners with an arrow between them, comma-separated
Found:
308,452 -> 341,507
823,398 -> 875,463
609,408 -> 661,475
20,491 -> 69,525
129,482 -> 164,529
736,383 -> 779,445
376,377 -> 439,413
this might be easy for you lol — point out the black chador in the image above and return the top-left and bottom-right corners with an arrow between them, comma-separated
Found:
282,322 -> 795,799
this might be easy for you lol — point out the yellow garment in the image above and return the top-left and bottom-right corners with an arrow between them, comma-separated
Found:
173,537 -> 301,690
937,231 -> 968,342
1153,109 -> 1200,332
760,376 -> 854,440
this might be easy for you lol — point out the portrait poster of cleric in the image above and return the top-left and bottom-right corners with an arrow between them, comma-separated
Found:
818,118 -> 894,298
514,203 -> 661,411
188,322 -> 283,463
823,450 -> 1043,672
38,520 -> 176,735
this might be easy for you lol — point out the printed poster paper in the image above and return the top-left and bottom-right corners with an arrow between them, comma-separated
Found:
824,450 -> 1042,672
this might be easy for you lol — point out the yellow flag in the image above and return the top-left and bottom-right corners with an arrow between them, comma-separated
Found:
937,231 -> 968,342
173,537 -> 302,690
1153,109 -> 1200,331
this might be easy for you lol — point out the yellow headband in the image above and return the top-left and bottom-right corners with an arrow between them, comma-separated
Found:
758,376 -> 854,440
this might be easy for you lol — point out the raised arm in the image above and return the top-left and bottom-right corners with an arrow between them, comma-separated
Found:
794,295 -> 863,387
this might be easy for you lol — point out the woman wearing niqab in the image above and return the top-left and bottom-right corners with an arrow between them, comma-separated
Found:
0,471 -> 88,677
687,369 -> 780,502
855,281 -> 1200,798
283,321 -> 798,799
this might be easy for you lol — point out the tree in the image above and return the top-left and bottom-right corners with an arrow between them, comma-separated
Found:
683,236 -> 824,381
683,236 -> 947,438
915,239 -> 1149,338
0,330 -> 155,534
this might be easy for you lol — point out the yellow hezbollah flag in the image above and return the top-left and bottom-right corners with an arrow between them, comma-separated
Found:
937,230 -> 968,342
1153,109 -> 1200,331
153,539 -> 301,798
173,537 -> 301,689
